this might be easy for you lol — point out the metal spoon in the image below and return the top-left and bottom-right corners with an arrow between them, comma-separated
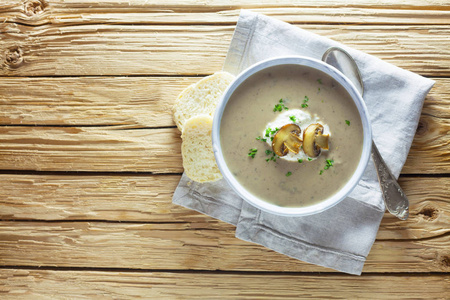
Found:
322,47 -> 409,220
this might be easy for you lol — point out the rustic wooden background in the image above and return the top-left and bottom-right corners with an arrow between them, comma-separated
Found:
0,0 -> 449,298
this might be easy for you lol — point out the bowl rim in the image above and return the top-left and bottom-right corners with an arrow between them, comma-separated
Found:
212,55 -> 372,217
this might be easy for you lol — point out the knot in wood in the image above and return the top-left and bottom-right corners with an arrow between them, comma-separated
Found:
5,47 -> 24,67
440,255 -> 450,269
24,0 -> 47,16
418,205 -> 439,221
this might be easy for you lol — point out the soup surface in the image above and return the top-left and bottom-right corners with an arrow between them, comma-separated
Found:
220,64 -> 364,207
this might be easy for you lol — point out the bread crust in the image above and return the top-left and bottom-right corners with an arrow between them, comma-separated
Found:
181,115 -> 222,183
172,72 -> 235,131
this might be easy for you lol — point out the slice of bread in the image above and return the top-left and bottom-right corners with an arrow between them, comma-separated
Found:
173,71 -> 235,131
181,115 -> 222,183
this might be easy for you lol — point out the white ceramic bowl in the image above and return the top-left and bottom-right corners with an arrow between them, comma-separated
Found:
212,56 -> 372,217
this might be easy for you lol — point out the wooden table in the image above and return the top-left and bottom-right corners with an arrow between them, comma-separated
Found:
0,1 -> 449,298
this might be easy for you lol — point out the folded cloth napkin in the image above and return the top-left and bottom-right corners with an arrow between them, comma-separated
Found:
173,10 -> 434,275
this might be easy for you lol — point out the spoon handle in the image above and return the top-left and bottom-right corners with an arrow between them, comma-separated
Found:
371,141 -> 409,220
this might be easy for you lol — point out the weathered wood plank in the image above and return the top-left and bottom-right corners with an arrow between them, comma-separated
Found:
0,174 -> 198,222
1,24 -> 449,76
0,174 -> 191,221
3,0 -> 447,8
0,220 -> 448,272
0,269 -> 448,299
0,76 -> 198,126
2,1 -> 450,26
0,117 -> 447,173
406,113 -> 450,173
0,127 -> 183,173
0,77 -> 447,127
0,174 -> 448,240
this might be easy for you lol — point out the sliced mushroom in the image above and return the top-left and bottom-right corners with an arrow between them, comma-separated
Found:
272,124 -> 303,157
303,123 -> 329,158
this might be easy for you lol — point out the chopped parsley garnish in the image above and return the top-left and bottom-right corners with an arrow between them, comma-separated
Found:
307,157 -> 312,161
273,99 -> 289,112
345,120 -> 351,126
317,79 -> 323,84
256,136 -> 267,142
248,148 -> 258,158
298,159 -> 303,163
289,115 -> 297,122
324,159 -> 334,170
301,96 -> 309,108
273,104 -> 283,112
266,156 -> 278,162
320,159 -> 334,175
271,127 -> 279,141
286,171 -> 292,177
265,151 -> 278,162
265,127 -> 279,139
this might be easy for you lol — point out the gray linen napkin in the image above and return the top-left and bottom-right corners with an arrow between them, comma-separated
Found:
173,10 -> 434,275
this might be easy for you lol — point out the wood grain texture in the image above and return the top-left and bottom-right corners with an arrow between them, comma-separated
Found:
0,76 -> 198,126
0,1 -> 448,297
0,122 -> 447,173
0,127 -> 183,173
406,113 -> 450,173
1,0 -> 450,26
0,269 -> 449,299
0,174 -> 448,241
0,24 -> 449,76
0,220 -> 448,273
0,77 -> 448,126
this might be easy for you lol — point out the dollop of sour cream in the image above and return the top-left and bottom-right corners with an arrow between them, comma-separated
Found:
264,109 -> 330,162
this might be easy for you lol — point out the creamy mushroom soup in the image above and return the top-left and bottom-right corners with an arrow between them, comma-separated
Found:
220,64 -> 364,207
